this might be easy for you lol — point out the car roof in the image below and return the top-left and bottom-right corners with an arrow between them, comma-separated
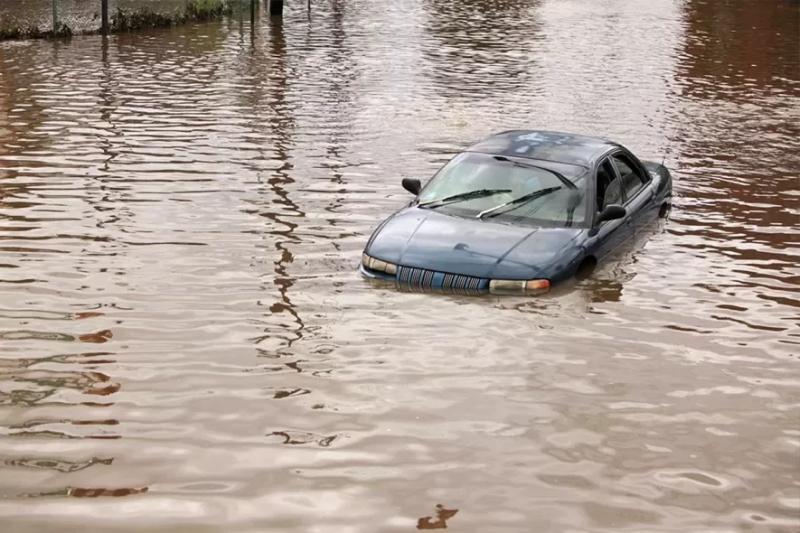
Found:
466,130 -> 619,167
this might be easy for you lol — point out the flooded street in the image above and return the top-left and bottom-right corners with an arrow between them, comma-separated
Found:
1,0 -> 799,531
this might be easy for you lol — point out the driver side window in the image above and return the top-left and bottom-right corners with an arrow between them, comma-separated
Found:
596,159 -> 621,212
612,153 -> 647,200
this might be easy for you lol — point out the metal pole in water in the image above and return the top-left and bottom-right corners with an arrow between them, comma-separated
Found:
251,0 -> 256,25
101,0 -> 109,36
269,0 -> 284,17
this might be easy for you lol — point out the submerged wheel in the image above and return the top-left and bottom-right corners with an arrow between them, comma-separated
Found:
575,256 -> 597,281
658,202 -> 671,218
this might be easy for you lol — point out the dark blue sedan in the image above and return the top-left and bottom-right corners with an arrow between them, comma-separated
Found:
361,130 -> 672,295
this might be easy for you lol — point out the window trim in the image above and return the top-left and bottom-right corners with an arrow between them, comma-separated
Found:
590,156 -> 625,227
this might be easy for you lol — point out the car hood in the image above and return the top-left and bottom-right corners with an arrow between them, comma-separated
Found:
366,207 -> 585,279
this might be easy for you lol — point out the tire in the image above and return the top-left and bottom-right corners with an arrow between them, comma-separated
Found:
575,257 -> 597,281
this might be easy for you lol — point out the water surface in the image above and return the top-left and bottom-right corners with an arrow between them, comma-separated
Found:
1,1 -> 799,531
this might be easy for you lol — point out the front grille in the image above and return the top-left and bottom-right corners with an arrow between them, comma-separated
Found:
396,265 -> 489,294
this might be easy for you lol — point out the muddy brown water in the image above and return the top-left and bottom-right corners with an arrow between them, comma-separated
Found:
0,1 -> 799,532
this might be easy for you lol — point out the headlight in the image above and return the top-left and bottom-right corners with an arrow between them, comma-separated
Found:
362,253 -> 397,275
489,278 -> 550,295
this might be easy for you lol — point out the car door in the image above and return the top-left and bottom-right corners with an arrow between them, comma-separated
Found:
610,151 -> 656,234
587,156 -> 633,261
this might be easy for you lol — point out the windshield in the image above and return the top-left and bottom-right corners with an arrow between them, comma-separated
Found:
418,152 -> 589,226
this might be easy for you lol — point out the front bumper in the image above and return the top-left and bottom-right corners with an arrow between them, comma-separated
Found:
359,257 -> 549,295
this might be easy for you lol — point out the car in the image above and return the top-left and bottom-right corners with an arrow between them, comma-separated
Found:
360,130 -> 672,295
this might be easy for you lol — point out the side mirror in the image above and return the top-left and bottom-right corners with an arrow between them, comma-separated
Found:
597,204 -> 626,224
402,178 -> 421,196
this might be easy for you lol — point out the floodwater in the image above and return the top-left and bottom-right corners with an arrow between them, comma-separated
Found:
0,1 -> 798,531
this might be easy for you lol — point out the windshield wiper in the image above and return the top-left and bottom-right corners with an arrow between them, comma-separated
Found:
418,188 -> 511,209
477,186 -> 562,219
493,155 -> 576,190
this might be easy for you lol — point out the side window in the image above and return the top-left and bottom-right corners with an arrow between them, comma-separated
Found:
595,159 -> 622,212
612,154 -> 647,200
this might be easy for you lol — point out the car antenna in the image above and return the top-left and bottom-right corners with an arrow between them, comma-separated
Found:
661,142 -> 671,167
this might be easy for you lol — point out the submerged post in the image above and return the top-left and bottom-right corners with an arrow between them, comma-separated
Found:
269,0 -> 284,17
52,0 -> 58,33
101,0 -> 109,36
251,0 -> 257,25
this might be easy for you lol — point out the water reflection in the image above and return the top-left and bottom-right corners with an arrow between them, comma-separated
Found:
417,503 -> 459,530
244,18 -> 306,356
22,485 -> 149,498
267,430 -> 338,447
0,0 -> 798,531
5,456 -> 113,473
421,0 -> 541,99
665,0 -> 800,339
680,0 -> 800,96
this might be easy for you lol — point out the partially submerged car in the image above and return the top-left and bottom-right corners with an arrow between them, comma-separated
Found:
361,130 -> 672,295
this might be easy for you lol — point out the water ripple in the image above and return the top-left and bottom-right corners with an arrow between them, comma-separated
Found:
0,0 -> 798,531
